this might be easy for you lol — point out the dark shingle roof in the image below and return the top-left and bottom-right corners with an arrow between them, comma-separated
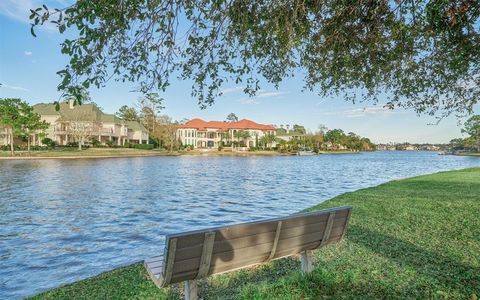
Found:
125,120 -> 148,132
33,103 -> 103,121
33,102 -> 147,132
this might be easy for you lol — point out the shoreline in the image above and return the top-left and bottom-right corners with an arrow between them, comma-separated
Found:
0,149 -> 289,160
455,152 -> 480,157
0,149 -> 365,160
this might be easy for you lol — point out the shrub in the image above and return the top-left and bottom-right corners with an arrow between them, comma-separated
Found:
1,144 -> 53,151
129,143 -> 154,150
90,138 -> 101,147
30,145 -> 49,151
0,145 -> 11,151
149,137 -> 159,148
41,137 -> 56,147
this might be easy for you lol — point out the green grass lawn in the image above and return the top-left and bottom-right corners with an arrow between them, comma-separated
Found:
458,152 -> 480,156
30,168 -> 480,299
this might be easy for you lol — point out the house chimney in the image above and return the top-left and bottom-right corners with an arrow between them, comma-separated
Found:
69,99 -> 74,109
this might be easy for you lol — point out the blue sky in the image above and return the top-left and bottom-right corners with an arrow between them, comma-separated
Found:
0,0 -> 478,143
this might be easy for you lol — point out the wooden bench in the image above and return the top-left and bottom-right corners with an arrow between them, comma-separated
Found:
145,206 -> 352,299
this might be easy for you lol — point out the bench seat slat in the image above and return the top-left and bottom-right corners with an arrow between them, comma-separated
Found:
149,265 -> 164,274
145,255 -> 164,264
146,260 -> 163,269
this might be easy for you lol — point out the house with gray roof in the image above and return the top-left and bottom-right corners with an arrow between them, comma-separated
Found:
30,101 -> 149,146
275,128 -> 306,142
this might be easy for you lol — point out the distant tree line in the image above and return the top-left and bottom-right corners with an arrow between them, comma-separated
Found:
450,115 -> 480,153
255,123 -> 374,152
288,127 -> 376,152
115,93 -> 180,151
0,98 -> 49,156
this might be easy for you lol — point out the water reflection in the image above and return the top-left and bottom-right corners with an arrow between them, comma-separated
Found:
0,151 -> 478,299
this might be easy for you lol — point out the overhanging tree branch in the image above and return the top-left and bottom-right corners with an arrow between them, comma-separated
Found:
30,0 -> 480,117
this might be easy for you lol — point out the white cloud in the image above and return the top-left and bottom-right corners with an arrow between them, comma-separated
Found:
0,0 -> 66,31
237,90 -> 286,105
24,51 -> 32,56
239,98 -> 259,105
220,86 -> 244,95
1,83 -> 29,92
256,91 -> 284,98
0,0 -> 37,23
322,106 -> 396,118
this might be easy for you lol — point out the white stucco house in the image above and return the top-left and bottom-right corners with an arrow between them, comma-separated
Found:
177,118 -> 276,149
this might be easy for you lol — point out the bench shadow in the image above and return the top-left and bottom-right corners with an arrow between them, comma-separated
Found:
197,211 -> 348,299
347,224 -> 480,295
197,229 -> 298,299
198,257 -> 299,300
193,224 -> 479,299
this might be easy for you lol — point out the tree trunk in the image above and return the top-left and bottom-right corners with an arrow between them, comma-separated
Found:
27,135 -> 31,153
78,138 -> 82,150
9,129 -> 14,157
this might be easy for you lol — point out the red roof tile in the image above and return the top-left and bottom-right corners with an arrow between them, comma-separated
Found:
178,118 -> 275,131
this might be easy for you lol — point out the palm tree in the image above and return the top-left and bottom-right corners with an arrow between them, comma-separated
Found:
234,130 -> 250,148
261,133 -> 276,149
220,131 -> 230,148
243,131 -> 251,147
259,135 -> 267,149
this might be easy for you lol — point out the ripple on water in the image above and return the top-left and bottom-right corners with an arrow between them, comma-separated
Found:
0,151 -> 479,299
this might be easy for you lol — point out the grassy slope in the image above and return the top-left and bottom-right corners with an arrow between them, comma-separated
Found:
31,168 -> 480,300
458,152 -> 480,156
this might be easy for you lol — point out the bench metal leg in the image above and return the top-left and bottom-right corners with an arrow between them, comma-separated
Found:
300,250 -> 313,273
185,280 -> 198,300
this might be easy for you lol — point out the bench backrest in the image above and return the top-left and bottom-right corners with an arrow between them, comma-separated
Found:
153,206 -> 351,287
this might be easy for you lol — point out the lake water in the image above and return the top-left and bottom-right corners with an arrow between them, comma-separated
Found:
0,151 -> 479,299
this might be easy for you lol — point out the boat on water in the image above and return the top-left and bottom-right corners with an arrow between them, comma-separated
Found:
438,151 -> 454,155
297,150 -> 316,156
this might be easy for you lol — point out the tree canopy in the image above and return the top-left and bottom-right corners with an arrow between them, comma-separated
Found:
462,114 -> 480,151
116,105 -> 140,122
292,124 -> 306,134
226,113 -> 239,122
31,1 -> 479,116
0,98 -> 48,155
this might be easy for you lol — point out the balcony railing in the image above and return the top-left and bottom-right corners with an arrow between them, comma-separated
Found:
53,126 -> 127,137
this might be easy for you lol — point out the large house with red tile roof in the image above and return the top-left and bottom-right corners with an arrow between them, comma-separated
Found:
177,118 -> 276,149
